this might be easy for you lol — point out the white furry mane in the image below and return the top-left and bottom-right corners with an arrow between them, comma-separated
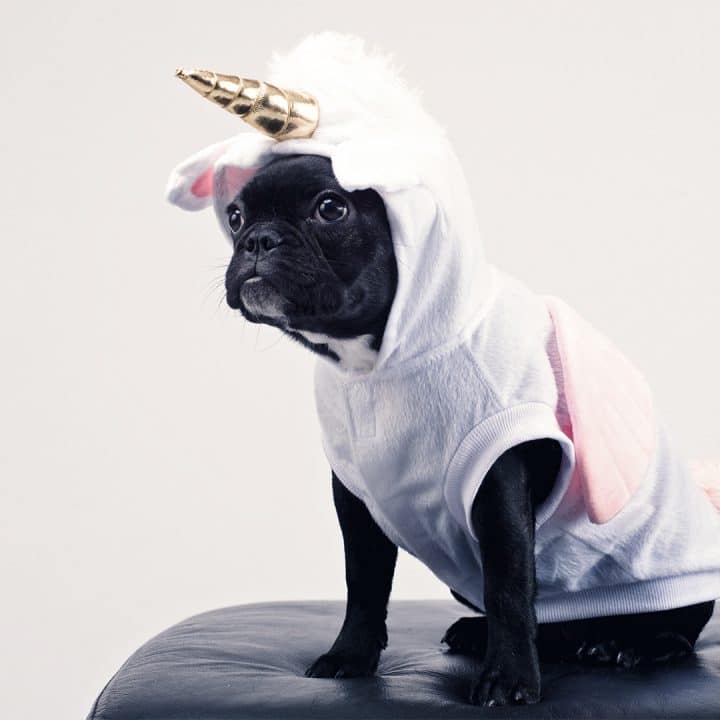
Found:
267,33 -> 444,145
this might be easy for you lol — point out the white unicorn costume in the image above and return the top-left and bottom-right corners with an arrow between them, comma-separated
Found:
167,34 -> 720,622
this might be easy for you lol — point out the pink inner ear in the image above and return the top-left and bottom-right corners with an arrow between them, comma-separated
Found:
221,166 -> 257,197
190,167 -> 215,198
191,165 -> 257,203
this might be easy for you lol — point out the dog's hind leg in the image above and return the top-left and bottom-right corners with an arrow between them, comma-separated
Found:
443,601 -> 716,666
535,601 -> 715,667
570,601 -> 715,667
442,615 -> 488,655
442,591 -> 487,655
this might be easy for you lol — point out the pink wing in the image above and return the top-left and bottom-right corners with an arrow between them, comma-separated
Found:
545,296 -> 657,524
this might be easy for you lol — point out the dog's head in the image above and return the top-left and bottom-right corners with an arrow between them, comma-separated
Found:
169,38 -> 494,374
223,154 -> 398,366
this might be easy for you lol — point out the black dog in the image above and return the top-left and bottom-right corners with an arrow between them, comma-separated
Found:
223,153 -> 714,706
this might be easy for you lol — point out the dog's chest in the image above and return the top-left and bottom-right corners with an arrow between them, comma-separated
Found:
313,348 -> 487,559
295,331 -> 379,372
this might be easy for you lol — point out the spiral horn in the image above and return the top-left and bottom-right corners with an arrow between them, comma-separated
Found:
174,68 -> 319,140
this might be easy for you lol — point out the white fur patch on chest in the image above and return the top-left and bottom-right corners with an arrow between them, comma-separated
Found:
294,330 -> 378,372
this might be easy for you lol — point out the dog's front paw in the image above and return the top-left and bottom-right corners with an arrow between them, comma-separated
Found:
469,655 -> 541,707
304,650 -> 379,679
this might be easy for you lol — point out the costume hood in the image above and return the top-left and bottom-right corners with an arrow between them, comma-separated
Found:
166,35 -> 720,619
166,33 -> 492,371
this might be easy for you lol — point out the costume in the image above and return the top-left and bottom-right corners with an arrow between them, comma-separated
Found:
167,34 -> 720,621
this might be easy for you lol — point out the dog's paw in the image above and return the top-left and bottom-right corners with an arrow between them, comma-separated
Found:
469,657 -> 541,707
441,616 -> 487,655
304,651 -> 379,679
575,632 -> 693,668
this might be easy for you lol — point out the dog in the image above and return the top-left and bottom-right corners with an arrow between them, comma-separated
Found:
221,151 -> 715,706
167,34 -> 720,710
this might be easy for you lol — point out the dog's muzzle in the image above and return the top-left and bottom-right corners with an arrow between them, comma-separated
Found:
238,277 -> 286,319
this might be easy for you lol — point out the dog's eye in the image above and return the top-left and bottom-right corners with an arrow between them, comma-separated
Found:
227,205 -> 244,233
316,194 -> 348,223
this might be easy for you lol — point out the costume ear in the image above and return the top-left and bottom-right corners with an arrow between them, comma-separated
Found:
165,138 -> 237,211
212,165 -> 258,214
165,134 -> 271,212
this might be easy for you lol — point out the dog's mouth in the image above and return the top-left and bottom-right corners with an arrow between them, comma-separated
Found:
238,276 -> 288,321
231,267 -> 349,323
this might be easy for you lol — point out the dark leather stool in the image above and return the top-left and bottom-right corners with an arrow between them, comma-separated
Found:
88,600 -> 720,719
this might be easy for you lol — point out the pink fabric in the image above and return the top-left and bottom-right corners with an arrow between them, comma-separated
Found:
166,134 -> 267,212
191,164 -> 257,201
190,167 -> 215,198
691,460 -> 720,512
545,296 -> 656,524
214,166 -> 257,203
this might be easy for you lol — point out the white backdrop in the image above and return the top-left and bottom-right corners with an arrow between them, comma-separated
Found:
1,2 -> 719,718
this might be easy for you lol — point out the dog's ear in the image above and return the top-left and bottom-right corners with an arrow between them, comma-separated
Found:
165,134 -> 270,212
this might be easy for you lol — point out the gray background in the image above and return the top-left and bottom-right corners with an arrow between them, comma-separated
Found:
1,2 -> 719,718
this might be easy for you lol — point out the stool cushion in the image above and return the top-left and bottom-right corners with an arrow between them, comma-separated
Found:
88,600 -> 720,719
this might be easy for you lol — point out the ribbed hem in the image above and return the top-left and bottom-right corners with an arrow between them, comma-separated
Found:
443,403 -> 575,540
535,572 -> 720,622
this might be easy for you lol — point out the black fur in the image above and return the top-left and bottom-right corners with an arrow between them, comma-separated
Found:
304,474 -> 398,678
223,154 -> 715,707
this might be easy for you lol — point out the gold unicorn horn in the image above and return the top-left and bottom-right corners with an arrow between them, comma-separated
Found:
174,68 -> 319,140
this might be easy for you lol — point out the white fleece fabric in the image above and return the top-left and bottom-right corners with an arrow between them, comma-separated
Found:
167,34 -> 720,621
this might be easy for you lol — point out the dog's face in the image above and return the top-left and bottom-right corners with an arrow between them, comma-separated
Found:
224,155 -> 398,361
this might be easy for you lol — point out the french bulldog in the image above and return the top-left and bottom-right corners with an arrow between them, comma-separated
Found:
222,152 -> 714,706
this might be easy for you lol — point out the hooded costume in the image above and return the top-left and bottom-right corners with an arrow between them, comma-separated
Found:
167,34 -> 720,622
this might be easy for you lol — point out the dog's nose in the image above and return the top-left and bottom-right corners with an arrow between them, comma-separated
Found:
242,229 -> 283,254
